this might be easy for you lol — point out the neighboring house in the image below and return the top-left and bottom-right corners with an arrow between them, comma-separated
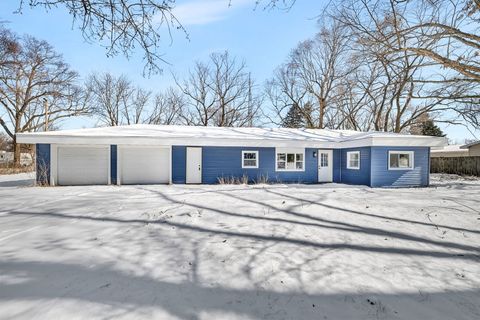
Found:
16,124 -> 446,187
431,141 -> 480,157
0,150 -> 33,165
430,145 -> 469,158
460,141 -> 480,156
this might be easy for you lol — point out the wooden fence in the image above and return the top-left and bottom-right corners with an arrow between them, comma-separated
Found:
430,156 -> 480,176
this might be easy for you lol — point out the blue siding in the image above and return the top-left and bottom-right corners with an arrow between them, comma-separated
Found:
170,145 -> 429,187
340,147 -> 371,186
172,146 -> 187,183
110,145 -> 117,185
36,144 -> 50,185
333,149 -> 341,183
201,147 -> 318,184
370,147 -> 430,187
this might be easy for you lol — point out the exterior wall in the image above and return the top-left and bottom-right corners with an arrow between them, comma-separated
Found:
36,144 -> 51,185
332,149 -> 342,183
172,146 -> 187,183
34,143 -> 431,188
370,146 -> 429,187
469,144 -> 480,156
110,145 -> 117,185
201,147 -> 319,184
340,147 -> 371,186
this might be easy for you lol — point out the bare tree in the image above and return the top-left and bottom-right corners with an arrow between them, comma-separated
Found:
16,1 -> 300,74
17,0 -> 185,75
0,132 -> 11,151
210,52 -> 260,127
331,0 -> 480,131
123,87 -> 151,125
266,20 -> 351,129
175,51 -> 261,127
86,73 -> 131,126
86,72 -> 153,126
0,27 -> 88,165
174,62 -> 217,126
265,63 -> 314,127
289,21 -> 351,128
147,87 -> 185,125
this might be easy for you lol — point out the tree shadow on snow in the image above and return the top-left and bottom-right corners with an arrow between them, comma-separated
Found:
0,259 -> 479,320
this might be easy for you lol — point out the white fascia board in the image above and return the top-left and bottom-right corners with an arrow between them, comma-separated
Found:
16,132 -> 447,148
338,136 -> 447,148
16,134 -> 339,148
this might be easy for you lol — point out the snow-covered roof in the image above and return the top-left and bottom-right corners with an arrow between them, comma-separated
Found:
460,140 -> 480,149
16,124 -> 447,148
431,145 -> 468,153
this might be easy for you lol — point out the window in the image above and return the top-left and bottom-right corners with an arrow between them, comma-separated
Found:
320,152 -> 329,167
242,151 -> 258,168
347,151 -> 360,169
276,150 -> 304,171
389,151 -> 414,170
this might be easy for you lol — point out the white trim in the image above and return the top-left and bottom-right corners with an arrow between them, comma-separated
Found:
50,144 -> 57,186
108,148 -> 111,185
346,151 -> 360,170
169,145 -> 173,184
17,133 -> 448,148
388,151 -> 414,170
117,145 -> 122,185
275,148 -> 305,172
241,150 -> 259,169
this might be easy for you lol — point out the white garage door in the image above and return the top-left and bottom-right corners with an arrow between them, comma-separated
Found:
57,146 -> 109,185
120,147 -> 170,184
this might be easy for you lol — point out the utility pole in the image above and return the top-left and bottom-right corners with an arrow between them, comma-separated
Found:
43,98 -> 49,132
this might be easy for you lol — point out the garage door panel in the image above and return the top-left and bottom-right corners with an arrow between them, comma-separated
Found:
57,147 -> 109,185
120,147 -> 169,184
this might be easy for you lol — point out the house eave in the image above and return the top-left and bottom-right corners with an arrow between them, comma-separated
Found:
16,133 -> 447,149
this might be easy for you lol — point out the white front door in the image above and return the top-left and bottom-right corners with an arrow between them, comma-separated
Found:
318,149 -> 333,183
186,147 -> 202,184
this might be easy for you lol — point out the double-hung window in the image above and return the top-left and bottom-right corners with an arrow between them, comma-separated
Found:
276,149 -> 304,171
242,151 -> 259,168
389,151 -> 414,170
347,151 -> 360,170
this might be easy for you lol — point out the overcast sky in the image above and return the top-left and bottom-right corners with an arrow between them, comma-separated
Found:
0,0 -> 478,143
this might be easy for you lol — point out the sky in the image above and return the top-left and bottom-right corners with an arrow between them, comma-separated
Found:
0,0 -> 478,143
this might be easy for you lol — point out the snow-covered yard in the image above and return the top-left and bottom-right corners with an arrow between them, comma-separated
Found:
0,173 -> 479,320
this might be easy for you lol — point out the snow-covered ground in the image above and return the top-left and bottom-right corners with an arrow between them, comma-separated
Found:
0,174 -> 479,320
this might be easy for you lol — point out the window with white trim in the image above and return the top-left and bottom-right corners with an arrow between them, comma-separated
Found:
242,151 -> 258,168
389,151 -> 414,170
276,151 -> 304,171
347,151 -> 360,169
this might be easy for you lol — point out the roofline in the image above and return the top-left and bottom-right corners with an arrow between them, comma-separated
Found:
16,133 -> 447,148
460,140 -> 480,149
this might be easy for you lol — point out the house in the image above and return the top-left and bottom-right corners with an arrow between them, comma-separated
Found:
430,145 -> 469,158
431,141 -> 480,157
460,140 -> 480,156
0,150 -> 33,165
16,124 -> 446,187
0,150 -> 6,163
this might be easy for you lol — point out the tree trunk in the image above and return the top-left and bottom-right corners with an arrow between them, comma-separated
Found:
319,97 -> 325,129
13,135 -> 20,167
